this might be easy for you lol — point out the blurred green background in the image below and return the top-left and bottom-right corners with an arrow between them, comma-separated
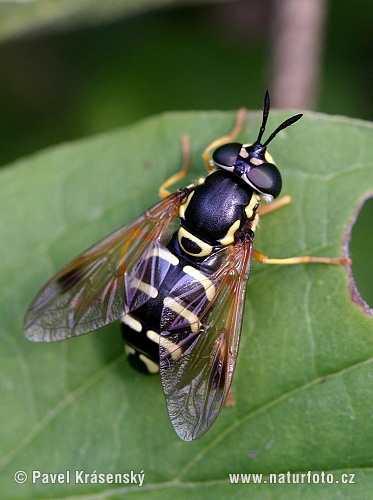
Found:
0,0 -> 371,306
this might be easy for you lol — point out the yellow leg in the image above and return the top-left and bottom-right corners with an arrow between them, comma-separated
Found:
158,135 -> 191,199
255,195 -> 350,266
202,108 -> 246,171
253,249 -> 351,266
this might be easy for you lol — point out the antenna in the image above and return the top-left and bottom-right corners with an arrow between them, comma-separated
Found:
256,90 -> 271,144
263,113 -> 303,147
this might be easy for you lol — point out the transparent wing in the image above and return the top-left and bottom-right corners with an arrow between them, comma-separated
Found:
159,240 -> 253,441
24,192 -> 185,342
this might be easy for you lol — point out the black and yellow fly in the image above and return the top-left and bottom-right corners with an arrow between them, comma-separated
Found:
24,92 -> 349,441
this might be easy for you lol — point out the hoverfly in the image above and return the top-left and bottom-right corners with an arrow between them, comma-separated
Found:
24,92 -> 348,441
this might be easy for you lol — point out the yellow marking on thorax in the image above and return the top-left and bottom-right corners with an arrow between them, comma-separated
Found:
178,227 -> 213,257
146,330 -> 183,360
185,177 -> 205,190
183,265 -> 216,301
219,219 -> 240,246
179,191 -> 194,219
145,246 -> 179,265
245,192 -> 261,219
251,213 -> 260,233
130,277 -> 158,298
163,297 -> 200,333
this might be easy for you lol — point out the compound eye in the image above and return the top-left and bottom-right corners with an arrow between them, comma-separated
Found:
247,162 -> 282,198
212,142 -> 242,168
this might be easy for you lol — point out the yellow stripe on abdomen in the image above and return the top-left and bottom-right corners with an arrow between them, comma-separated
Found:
183,265 -> 216,301
163,297 -> 200,333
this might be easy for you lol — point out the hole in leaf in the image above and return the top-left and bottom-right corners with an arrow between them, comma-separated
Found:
346,195 -> 373,313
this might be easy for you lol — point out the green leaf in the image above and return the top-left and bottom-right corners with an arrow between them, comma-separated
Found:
1,109 -> 372,498
0,0 -> 225,43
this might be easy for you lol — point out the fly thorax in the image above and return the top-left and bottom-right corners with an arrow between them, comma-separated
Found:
177,170 -> 260,257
